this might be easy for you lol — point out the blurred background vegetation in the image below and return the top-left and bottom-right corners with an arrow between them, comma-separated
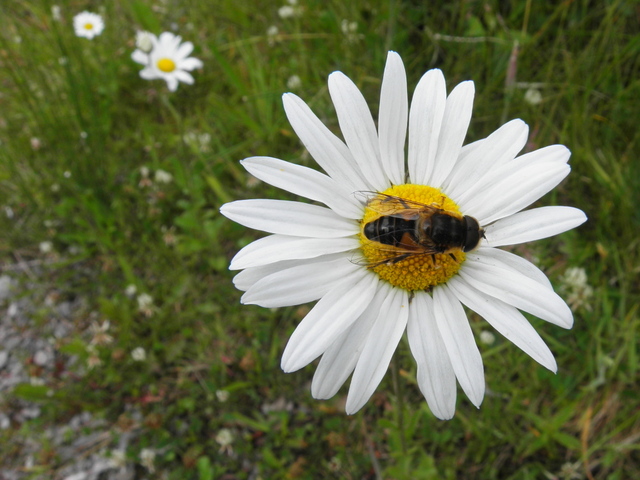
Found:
0,0 -> 638,478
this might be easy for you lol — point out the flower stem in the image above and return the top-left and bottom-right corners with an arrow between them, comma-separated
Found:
391,356 -> 407,455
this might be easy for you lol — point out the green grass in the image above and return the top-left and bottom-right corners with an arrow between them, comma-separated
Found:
0,0 -> 638,478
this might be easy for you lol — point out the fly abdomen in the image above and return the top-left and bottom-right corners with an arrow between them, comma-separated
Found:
364,216 -> 416,247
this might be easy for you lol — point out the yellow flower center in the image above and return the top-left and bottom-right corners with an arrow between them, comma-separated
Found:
359,184 -> 466,291
157,58 -> 176,73
84,23 -> 94,30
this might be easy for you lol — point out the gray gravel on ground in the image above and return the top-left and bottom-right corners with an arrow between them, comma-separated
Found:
0,272 -> 141,480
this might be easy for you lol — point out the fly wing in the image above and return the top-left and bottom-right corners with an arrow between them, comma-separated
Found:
363,193 -> 440,220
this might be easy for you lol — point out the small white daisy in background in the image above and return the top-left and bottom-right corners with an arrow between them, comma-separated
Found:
63,171 -> 72,178
131,32 -> 203,92
131,347 -> 146,362
139,448 -> 155,473
135,31 -> 155,53
73,11 -> 104,40
220,51 -> 587,419
154,169 -> 173,184
287,74 -> 302,90
125,284 -> 137,297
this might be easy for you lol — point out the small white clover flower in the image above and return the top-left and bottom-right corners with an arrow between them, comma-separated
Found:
137,293 -> 155,317
51,5 -> 62,21
73,11 -> 104,40
266,25 -> 279,46
39,241 -> 53,254
278,2 -> 302,19
109,449 -> 127,468
131,347 -> 146,362
89,320 -> 113,346
215,429 -> 234,454
479,330 -> 496,345
154,169 -> 173,184
125,284 -> 138,297
287,75 -> 302,90
137,293 -> 153,310
559,267 -> 594,311
216,390 -> 230,402
132,32 -> 203,92
139,448 -> 155,473
524,88 -> 543,106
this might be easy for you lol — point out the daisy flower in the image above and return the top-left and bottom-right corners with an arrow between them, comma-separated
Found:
131,32 -> 203,92
220,51 -> 587,419
73,11 -> 104,40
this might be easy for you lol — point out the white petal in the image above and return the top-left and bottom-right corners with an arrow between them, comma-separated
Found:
484,206 -> 587,247
229,234 -> 359,270
159,32 -> 180,51
408,69 -> 446,185
165,75 -> 179,92
283,93 -> 370,192
461,145 -> 571,222
176,41 -> 194,59
311,286 -> 386,399
240,157 -> 363,219
174,70 -> 194,85
378,51 -> 408,186
232,253 -> 346,291
328,72 -> 389,190
448,276 -> 557,372
179,57 -> 203,71
459,259 -> 574,328
281,271 -> 378,372
241,256 -> 359,307
407,292 -> 457,420
465,162 -> 570,225
139,67 -> 159,80
346,286 -> 409,414
131,49 -> 149,65
469,248 -> 553,290
432,285 -> 485,407
444,119 -> 529,201
429,81 -> 475,188
220,199 -> 359,238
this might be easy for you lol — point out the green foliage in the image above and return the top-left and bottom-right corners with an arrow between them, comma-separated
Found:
0,0 -> 638,479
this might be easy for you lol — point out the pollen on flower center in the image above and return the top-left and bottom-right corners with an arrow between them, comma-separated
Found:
84,23 -> 94,30
359,184 -> 466,292
157,58 -> 176,73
